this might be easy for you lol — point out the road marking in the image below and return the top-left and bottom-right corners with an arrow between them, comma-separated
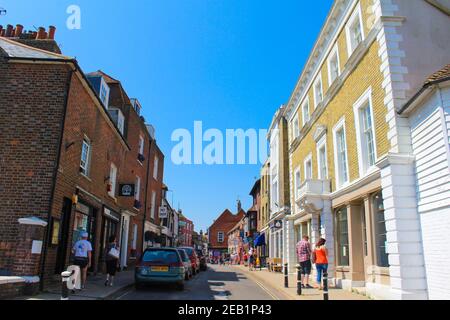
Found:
250,278 -> 279,300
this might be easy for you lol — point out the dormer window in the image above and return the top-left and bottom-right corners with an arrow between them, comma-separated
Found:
100,81 -> 110,108
131,99 -> 141,116
108,108 -> 125,135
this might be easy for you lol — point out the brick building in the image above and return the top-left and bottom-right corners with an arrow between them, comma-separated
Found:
178,213 -> 194,247
208,203 -> 245,261
0,25 -> 165,292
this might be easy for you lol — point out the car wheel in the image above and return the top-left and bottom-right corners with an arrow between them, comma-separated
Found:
176,282 -> 184,291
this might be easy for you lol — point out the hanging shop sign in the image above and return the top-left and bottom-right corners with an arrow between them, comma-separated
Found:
119,184 -> 135,197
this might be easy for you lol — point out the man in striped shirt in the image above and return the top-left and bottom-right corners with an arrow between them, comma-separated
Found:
296,235 -> 313,289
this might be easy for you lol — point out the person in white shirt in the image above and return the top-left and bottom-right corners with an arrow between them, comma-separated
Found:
72,231 -> 92,289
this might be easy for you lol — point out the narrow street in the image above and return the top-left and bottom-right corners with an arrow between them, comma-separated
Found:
113,264 -> 279,300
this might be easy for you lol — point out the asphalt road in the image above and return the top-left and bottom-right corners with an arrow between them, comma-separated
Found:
113,264 -> 277,300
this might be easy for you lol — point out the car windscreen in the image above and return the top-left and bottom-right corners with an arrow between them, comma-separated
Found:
142,250 -> 180,264
177,250 -> 189,261
181,248 -> 193,256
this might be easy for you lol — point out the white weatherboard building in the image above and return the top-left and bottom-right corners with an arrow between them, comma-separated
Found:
399,66 -> 450,300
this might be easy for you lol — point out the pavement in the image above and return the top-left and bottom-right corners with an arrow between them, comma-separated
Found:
114,264 -> 277,300
17,270 -> 134,300
232,264 -> 371,300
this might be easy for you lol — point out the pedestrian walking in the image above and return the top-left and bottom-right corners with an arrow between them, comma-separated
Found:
105,235 -> 120,287
72,231 -> 92,290
248,247 -> 254,270
296,235 -> 313,289
313,238 -> 329,290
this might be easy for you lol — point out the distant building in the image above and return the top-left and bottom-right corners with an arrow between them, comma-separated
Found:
178,213 -> 194,247
208,202 -> 245,261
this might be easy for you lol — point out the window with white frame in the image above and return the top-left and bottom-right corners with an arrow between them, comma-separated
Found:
346,5 -> 364,56
313,77 -> 323,109
302,99 -> 310,126
135,176 -> 141,201
109,163 -> 117,197
150,191 -> 156,219
304,154 -> 313,180
317,137 -> 328,179
99,80 -> 110,108
293,116 -> 300,140
333,119 -> 349,188
294,167 -> 301,200
327,44 -> 340,84
80,138 -> 91,176
153,156 -> 159,180
117,111 -> 125,135
138,136 -> 145,156
353,89 -> 377,175
218,232 -> 224,243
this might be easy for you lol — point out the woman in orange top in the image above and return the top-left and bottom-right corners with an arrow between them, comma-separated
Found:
314,238 -> 328,290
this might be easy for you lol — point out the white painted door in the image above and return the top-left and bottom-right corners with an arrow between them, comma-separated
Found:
120,215 -> 130,269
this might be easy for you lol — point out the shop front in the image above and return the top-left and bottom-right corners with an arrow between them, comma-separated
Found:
332,176 -> 390,296
99,207 -> 121,273
71,201 -> 98,272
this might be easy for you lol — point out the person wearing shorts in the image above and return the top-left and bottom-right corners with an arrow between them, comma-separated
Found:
72,231 -> 92,289
296,235 -> 313,289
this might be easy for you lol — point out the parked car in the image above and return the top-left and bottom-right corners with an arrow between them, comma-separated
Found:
196,249 -> 207,271
179,247 -> 200,274
135,247 -> 185,291
177,248 -> 193,280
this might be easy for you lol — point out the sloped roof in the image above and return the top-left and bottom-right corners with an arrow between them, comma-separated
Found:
425,64 -> 450,84
0,37 -> 71,60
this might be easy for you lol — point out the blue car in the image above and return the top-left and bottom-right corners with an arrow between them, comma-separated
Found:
135,247 -> 185,291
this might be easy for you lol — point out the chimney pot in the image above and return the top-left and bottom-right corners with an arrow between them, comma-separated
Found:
48,25 -> 56,40
36,27 -> 46,40
5,24 -> 13,37
15,24 -> 24,37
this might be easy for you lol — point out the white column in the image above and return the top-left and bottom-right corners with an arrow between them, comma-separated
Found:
285,219 -> 297,273
378,154 -> 428,300
321,199 -> 335,280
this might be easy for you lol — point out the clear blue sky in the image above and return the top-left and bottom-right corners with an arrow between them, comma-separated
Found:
2,0 -> 333,232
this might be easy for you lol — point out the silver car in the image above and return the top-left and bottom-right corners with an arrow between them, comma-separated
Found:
177,249 -> 193,280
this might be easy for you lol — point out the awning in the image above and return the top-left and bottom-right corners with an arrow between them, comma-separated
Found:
254,233 -> 265,247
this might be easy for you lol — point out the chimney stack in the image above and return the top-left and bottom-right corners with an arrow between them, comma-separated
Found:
14,24 -> 23,38
48,25 -> 56,40
5,24 -> 13,37
36,27 -> 46,40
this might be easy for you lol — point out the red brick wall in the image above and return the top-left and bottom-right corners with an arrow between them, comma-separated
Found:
0,54 -> 69,274
208,210 -> 245,250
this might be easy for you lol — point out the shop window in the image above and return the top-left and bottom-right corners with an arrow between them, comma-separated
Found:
373,192 -> 389,267
336,207 -> 349,266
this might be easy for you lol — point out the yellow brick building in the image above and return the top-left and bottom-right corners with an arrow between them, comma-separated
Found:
280,0 -> 450,300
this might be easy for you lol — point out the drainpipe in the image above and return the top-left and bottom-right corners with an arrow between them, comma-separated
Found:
39,67 -> 74,290
142,136 -> 153,252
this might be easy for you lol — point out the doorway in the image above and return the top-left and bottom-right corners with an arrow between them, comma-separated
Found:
119,215 -> 130,270
55,198 -> 72,274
